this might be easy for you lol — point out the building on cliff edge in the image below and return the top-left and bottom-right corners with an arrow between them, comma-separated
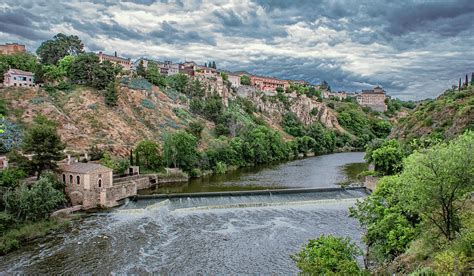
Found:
356,86 -> 387,112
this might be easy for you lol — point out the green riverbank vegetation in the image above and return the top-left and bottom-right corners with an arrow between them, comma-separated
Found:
0,117 -> 69,255
351,131 -> 473,274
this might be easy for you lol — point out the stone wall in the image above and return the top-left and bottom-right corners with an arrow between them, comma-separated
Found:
364,176 -> 380,192
101,182 -> 137,208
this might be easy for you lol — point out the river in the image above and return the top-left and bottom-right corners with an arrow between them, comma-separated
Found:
0,152 -> 368,274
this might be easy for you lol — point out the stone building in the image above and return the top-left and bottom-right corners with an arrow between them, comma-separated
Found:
3,69 -> 35,87
227,74 -> 241,88
0,43 -> 26,55
323,91 -> 348,101
356,86 -> 387,112
60,162 -> 114,208
98,51 -> 132,71
250,75 -> 289,92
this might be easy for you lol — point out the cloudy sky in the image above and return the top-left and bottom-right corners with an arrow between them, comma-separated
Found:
1,0 -> 473,100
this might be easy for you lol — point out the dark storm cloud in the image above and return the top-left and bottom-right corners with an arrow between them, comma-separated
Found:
149,21 -> 216,45
0,0 -> 472,100
0,8 -> 51,40
212,8 -> 287,40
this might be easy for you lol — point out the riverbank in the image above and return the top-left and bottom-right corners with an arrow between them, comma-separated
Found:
0,218 -> 71,255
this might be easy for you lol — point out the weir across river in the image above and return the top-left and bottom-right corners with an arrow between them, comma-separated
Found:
1,152 -> 369,274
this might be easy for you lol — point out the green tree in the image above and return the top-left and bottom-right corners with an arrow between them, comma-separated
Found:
402,131 -> 473,241
168,74 -> 188,94
136,60 -> 146,77
240,75 -> 251,85
4,176 -> 65,222
163,131 -> 198,171
145,63 -> 167,87
291,235 -> 363,274
350,176 -> 418,263
104,81 -> 118,106
186,121 -> 204,139
21,116 -> 65,179
365,139 -> 405,175
36,33 -> 84,65
69,53 -> 119,89
135,140 -> 161,170
0,168 -> 27,188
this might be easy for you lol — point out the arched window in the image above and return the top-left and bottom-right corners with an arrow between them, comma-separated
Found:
62,174 -> 66,183
76,175 -> 80,185
98,179 -> 102,188
69,175 -> 73,184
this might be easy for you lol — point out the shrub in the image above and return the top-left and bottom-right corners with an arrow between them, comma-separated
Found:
291,235 -> 363,274
189,168 -> 202,178
141,99 -> 155,109
4,177 -> 66,222
214,161 -> 227,174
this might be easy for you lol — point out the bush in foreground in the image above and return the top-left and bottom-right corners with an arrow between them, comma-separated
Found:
291,235 -> 364,274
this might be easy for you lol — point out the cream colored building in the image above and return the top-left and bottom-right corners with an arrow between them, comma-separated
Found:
3,69 -> 35,87
228,74 -> 241,88
61,163 -> 113,208
97,51 -> 132,71
356,86 -> 387,112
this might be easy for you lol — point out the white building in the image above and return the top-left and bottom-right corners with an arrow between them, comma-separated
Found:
3,69 -> 35,87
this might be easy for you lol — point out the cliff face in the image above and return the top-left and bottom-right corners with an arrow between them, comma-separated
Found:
2,85 -> 195,155
390,86 -> 473,140
243,87 -> 345,133
1,77 -> 347,155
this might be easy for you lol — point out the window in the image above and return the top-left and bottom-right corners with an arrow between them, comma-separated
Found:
98,179 -> 102,188
76,175 -> 80,185
13,77 -> 16,80
62,174 -> 66,183
69,175 -> 73,184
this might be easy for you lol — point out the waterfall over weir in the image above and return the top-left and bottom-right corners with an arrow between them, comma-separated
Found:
1,187 -> 368,274
119,187 -> 368,214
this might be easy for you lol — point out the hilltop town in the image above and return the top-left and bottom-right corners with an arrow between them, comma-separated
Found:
1,42 -> 389,111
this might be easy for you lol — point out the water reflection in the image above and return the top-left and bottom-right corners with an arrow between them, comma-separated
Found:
141,152 -> 367,194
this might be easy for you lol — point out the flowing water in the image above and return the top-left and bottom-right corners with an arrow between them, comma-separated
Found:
0,152 -> 368,274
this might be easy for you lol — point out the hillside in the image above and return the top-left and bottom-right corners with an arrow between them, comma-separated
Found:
391,86 -> 474,140
0,77 -> 350,156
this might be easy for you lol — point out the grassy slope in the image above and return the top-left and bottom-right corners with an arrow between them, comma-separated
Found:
391,86 -> 474,140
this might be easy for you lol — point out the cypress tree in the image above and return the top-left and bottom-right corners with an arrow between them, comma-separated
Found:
465,74 -> 469,87
459,78 -> 461,92
471,72 -> 474,86
130,149 -> 134,166
204,62 -> 207,67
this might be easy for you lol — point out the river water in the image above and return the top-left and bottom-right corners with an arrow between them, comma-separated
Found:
142,152 -> 367,194
0,152 -> 368,274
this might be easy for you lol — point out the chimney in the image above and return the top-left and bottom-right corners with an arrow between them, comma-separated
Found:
67,154 -> 71,165
114,51 -> 117,57
3,159 -> 8,169
84,153 -> 89,161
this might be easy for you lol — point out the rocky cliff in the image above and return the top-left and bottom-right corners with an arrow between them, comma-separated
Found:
1,77 -> 348,155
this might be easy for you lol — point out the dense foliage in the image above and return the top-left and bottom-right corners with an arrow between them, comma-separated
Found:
21,116 -> 65,179
36,33 -> 84,65
351,131 -> 474,273
292,235 -> 363,274
0,53 -> 37,83
393,86 -> 473,140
